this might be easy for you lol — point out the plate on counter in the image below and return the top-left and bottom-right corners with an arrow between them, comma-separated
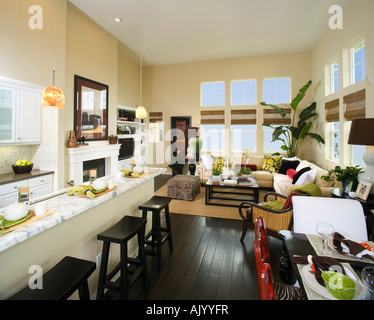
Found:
0,209 -> 55,235
77,186 -> 117,198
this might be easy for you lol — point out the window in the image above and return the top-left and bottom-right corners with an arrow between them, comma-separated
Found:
200,124 -> 225,152
330,59 -> 339,94
350,37 -> 366,85
82,90 -> 94,110
263,125 -> 284,152
231,125 -> 256,152
149,122 -> 164,142
331,122 -> 339,160
231,80 -> 256,105
263,78 -> 291,104
201,82 -> 225,106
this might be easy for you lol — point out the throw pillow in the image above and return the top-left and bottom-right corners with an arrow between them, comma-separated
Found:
262,156 -> 282,173
292,167 -> 311,184
287,169 -> 297,180
278,159 -> 300,175
262,200 -> 285,210
282,191 -> 306,210
201,155 -> 213,171
211,155 -> 227,171
294,167 -> 316,186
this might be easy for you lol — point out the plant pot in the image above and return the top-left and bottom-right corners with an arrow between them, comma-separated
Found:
172,167 -> 183,177
211,175 -> 221,182
109,136 -> 118,144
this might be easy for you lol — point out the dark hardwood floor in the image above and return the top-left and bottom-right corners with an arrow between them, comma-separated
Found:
126,175 -> 283,300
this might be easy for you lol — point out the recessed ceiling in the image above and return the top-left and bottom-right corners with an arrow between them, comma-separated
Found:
69,0 -> 351,66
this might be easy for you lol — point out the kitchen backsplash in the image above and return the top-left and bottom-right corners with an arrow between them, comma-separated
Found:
0,144 -> 54,174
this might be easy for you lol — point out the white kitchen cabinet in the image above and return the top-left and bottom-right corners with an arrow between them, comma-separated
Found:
0,79 -> 42,145
0,174 -> 53,208
0,179 -> 29,208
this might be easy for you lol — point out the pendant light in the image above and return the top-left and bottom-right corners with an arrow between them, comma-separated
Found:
42,0 -> 65,108
136,0 -> 147,119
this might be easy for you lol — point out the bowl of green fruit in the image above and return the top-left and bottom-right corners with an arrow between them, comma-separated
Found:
12,159 -> 33,174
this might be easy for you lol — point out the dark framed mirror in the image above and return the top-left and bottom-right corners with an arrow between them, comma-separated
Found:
74,75 -> 108,141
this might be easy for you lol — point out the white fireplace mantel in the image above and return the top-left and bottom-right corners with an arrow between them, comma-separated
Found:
65,143 -> 120,185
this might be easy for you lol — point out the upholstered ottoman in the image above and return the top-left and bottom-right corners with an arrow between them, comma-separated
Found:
167,175 -> 200,201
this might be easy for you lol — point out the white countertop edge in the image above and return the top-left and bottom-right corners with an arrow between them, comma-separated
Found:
0,168 -> 166,253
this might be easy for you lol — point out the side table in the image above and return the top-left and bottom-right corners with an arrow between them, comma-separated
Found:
331,187 -> 374,240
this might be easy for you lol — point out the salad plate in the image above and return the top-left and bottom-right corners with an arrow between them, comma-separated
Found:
301,265 -> 367,300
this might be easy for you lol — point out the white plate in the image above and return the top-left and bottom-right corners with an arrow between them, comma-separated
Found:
301,265 -> 368,300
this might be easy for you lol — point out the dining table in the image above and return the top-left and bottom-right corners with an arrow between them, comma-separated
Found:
278,230 -> 374,300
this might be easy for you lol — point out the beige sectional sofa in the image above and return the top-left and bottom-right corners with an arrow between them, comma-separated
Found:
196,155 -> 341,197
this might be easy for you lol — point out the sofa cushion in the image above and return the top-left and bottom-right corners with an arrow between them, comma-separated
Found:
273,172 -> 292,183
246,155 -> 265,169
287,168 -> 297,180
294,167 -> 316,186
296,160 -> 313,171
251,171 -> 273,181
278,159 -> 300,174
292,167 -> 311,184
262,156 -> 282,173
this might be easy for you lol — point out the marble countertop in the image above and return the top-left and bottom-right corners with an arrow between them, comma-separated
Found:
0,170 -> 54,185
0,168 -> 165,253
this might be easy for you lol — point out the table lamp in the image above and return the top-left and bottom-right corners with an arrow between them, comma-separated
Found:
348,118 -> 374,195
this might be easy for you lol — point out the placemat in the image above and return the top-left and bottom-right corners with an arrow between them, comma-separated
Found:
306,234 -> 374,264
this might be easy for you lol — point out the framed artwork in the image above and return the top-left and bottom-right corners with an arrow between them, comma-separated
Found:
356,180 -> 372,201
74,75 -> 109,141
344,180 -> 353,194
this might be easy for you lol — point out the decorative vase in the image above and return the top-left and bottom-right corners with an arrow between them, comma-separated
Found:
67,130 -> 78,148
211,175 -> 221,182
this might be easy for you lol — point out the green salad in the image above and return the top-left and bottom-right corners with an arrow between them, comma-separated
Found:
322,271 -> 356,300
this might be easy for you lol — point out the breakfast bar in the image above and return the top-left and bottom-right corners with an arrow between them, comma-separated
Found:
0,168 -> 164,300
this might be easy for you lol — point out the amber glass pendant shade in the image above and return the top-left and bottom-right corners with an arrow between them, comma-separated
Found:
42,86 -> 65,108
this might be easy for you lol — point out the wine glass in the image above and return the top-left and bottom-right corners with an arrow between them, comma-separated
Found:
361,267 -> 374,299
316,221 -> 334,256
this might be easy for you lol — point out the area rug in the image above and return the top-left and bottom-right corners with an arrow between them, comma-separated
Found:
154,184 -> 269,220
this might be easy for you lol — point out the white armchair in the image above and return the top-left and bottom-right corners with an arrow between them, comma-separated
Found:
292,196 -> 368,241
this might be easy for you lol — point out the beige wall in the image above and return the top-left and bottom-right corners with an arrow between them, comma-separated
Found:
0,0 -> 67,189
310,0 -> 374,170
143,52 -> 312,167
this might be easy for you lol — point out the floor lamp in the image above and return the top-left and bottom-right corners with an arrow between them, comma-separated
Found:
348,118 -> 374,195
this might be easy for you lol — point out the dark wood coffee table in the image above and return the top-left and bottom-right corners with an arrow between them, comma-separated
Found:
205,176 -> 259,207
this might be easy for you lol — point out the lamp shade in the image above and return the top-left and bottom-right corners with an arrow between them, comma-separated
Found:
348,118 -> 374,146
42,86 -> 65,108
136,105 -> 147,119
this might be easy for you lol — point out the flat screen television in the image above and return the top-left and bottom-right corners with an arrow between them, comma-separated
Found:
118,138 -> 134,160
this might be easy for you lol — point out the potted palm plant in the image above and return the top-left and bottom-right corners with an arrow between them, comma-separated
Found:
261,80 -> 325,158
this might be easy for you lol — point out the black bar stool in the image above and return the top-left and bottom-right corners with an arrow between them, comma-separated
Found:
8,256 -> 96,300
139,196 -> 173,270
96,215 -> 148,300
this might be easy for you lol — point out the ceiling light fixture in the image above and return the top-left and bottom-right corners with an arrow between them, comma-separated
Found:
114,17 -> 122,22
136,0 -> 147,119
41,0 -> 65,108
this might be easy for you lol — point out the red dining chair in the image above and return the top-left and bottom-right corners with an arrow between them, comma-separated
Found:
254,239 -> 276,300
254,217 -> 305,300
